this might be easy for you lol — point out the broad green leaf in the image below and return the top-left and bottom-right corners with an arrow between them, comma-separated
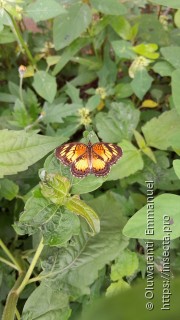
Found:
90,0 -> 127,15
111,40 -> 136,59
0,27 -> 16,44
131,69 -> 153,100
0,178 -> 19,200
15,188 -> 80,246
142,109 -> 180,150
132,43 -> 159,59
81,279 -> 180,320
42,192 -> 128,295
40,173 -> 71,205
172,69 -> 180,115
137,14 -> 169,46
71,175 -> 105,195
43,102 -> 81,124
107,140 -> 144,180
114,83 -> 133,99
110,250 -> 139,281
123,194 -> 180,240
22,282 -> 71,320
161,47 -> 180,69
109,16 -> 131,40
42,208 -> 80,247
96,103 -> 140,143
33,71 -> 57,103
53,3 -> 92,50
66,195 -> 100,235
26,0 -> 66,22
106,279 -> 130,296
173,160 -> 180,179
0,129 -> 66,178
14,194 -> 56,235
149,0 -> 180,9
174,9 -> 180,27
52,38 -> 91,75
152,61 -> 174,76
125,151 -> 179,191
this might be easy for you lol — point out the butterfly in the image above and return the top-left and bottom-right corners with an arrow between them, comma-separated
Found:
55,141 -> 123,178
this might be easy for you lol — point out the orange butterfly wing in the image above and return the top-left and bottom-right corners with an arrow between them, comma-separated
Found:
55,142 -> 123,178
91,143 -> 123,176
55,143 -> 87,166
55,143 -> 90,177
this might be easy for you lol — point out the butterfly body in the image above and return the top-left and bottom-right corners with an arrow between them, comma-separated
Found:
55,141 -> 122,178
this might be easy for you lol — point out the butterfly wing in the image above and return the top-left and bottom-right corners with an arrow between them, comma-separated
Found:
92,142 -> 123,165
91,142 -> 122,176
55,143 -> 87,166
71,153 -> 90,177
91,151 -> 110,177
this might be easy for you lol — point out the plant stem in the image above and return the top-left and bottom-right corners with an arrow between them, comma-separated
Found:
16,237 -> 44,295
5,10 -> 36,66
0,256 -> 19,271
0,239 -> 22,272
2,238 -> 44,320
2,272 -> 25,320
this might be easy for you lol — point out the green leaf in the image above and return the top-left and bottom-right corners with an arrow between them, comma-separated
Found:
161,46 -> 180,69
40,173 -> 71,205
173,160 -> 180,179
66,195 -> 100,235
81,279 -> 180,320
0,129 -> 66,178
114,83 -> 133,99
52,38 -> 91,76
134,130 -> 146,149
137,14 -> 169,46
110,249 -> 139,281
172,69 -> 180,115
142,109 -> 180,150
123,194 -> 180,240
106,279 -> 130,296
53,3 -> 92,50
42,192 -> 127,295
33,71 -> 57,103
149,0 -> 180,9
152,61 -> 174,76
65,82 -> 82,104
0,27 -> 16,44
43,102 -> 81,124
26,0 -> 66,22
131,69 -> 153,100
111,40 -> 136,59
42,208 -> 80,247
96,103 -> 140,143
107,140 -> 144,180
11,99 -> 30,128
90,0 -> 127,15
22,282 -> 71,320
132,43 -> 159,59
0,178 -> 19,200
109,16 -> 131,40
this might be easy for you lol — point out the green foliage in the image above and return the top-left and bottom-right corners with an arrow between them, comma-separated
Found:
0,0 -> 180,318
123,194 -> 180,240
